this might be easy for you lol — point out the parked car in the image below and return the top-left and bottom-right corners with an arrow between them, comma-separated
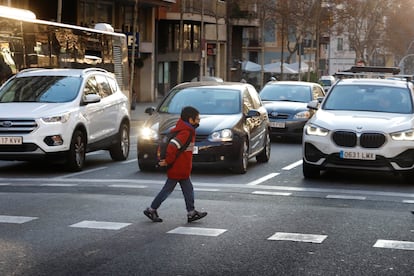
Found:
302,78 -> 414,181
137,81 -> 271,174
259,81 -> 325,141
0,68 -> 131,171
319,75 -> 336,92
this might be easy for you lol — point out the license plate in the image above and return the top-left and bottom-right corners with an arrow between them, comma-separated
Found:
193,146 -> 198,154
269,122 -> 285,128
339,150 -> 375,160
0,136 -> 22,145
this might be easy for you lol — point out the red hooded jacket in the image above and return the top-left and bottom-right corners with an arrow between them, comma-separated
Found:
165,118 -> 196,179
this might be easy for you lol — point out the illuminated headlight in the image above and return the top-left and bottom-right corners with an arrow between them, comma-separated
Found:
209,129 -> 233,142
305,124 -> 329,136
391,129 -> 414,141
294,110 -> 311,120
41,113 -> 70,123
140,127 -> 158,141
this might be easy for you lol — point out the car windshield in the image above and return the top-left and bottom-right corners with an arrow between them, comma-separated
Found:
260,84 -> 311,103
323,84 -> 413,113
319,79 -> 332,86
0,76 -> 81,103
159,87 -> 241,115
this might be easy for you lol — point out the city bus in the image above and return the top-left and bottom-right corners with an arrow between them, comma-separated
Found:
0,5 -> 130,100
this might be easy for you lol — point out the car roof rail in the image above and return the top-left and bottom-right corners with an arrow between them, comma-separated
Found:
82,68 -> 108,74
334,66 -> 402,79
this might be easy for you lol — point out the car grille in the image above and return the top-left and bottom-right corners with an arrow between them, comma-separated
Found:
0,143 -> 38,152
0,119 -> 37,134
269,113 -> 289,119
332,131 -> 386,148
195,134 -> 208,143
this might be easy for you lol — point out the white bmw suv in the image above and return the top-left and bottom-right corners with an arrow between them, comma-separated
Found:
303,78 -> 414,181
0,68 -> 130,171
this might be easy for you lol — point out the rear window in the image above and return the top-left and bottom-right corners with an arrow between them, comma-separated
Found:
0,76 -> 81,103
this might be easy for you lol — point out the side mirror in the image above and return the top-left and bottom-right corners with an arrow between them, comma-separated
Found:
83,94 -> 101,104
145,106 -> 156,115
246,109 -> 260,118
307,100 -> 319,110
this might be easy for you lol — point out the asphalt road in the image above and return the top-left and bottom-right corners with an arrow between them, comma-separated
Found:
0,135 -> 413,275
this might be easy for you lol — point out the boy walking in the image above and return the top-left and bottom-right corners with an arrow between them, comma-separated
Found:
144,106 -> 207,223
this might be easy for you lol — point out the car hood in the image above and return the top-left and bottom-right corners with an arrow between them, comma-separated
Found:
144,112 -> 242,135
263,101 -> 307,112
0,102 -> 75,118
311,109 -> 414,132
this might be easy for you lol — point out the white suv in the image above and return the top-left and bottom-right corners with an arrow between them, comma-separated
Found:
0,68 -> 130,171
303,78 -> 414,181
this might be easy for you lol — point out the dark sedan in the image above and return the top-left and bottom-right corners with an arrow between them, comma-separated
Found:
137,81 -> 271,174
259,81 -> 325,141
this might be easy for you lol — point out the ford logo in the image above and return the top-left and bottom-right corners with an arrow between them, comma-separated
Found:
1,121 -> 13,127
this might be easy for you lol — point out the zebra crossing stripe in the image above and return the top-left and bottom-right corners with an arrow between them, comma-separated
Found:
70,220 -> 131,230
0,215 -> 38,224
268,232 -> 327,243
373,239 -> 414,251
252,191 -> 291,196
167,227 -> 227,237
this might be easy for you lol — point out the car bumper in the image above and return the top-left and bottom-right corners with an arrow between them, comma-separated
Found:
303,136 -> 414,172
269,120 -> 305,138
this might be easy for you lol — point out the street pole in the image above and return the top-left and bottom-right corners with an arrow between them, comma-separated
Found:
178,0 -> 184,84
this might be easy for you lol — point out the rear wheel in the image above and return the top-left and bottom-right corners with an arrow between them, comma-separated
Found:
65,130 -> 86,172
256,132 -> 271,163
302,159 -> 320,179
233,138 -> 248,174
110,121 -> 130,161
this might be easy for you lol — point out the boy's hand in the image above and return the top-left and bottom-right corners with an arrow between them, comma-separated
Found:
158,159 -> 167,167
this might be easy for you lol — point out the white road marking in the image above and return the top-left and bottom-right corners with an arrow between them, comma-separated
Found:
0,215 -> 38,224
195,188 -> 220,192
70,220 -> 131,230
282,160 -> 303,170
0,183 -> 10,186
41,183 -> 78,187
252,191 -> 291,196
373,239 -> 414,251
247,173 -> 280,185
403,200 -> 414,204
326,195 -> 366,200
167,227 -> 227,237
268,232 -> 327,243
57,167 -> 108,178
108,184 -> 146,189
122,159 -> 137,164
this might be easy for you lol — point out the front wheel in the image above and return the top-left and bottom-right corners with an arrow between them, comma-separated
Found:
65,130 -> 86,172
256,132 -> 271,163
302,159 -> 320,179
233,138 -> 248,174
110,121 -> 130,161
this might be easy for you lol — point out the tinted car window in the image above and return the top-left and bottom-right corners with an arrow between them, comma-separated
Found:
312,85 -> 325,99
95,74 -> 113,98
0,76 -> 81,103
159,87 -> 241,115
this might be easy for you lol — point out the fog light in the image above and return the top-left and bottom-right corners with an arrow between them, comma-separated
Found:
44,135 -> 63,146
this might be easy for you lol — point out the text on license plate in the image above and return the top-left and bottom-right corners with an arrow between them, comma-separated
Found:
339,150 -> 375,160
0,136 -> 23,145
269,122 -> 285,128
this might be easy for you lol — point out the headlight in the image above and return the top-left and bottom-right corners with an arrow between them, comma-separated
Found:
208,129 -> 233,142
140,127 -> 158,141
41,113 -> 70,123
391,129 -> 414,141
294,110 -> 311,119
305,124 -> 329,136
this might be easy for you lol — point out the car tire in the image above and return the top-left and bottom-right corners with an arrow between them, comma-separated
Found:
233,138 -> 248,174
256,132 -> 271,163
138,160 -> 156,172
302,159 -> 320,179
65,130 -> 86,172
110,121 -> 130,161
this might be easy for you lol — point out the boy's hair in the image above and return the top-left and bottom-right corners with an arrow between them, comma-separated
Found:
181,106 -> 199,122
